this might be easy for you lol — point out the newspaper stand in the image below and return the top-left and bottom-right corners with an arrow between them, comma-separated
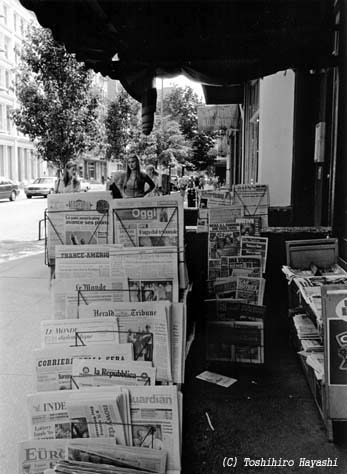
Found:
284,237 -> 347,441
29,194 -> 187,474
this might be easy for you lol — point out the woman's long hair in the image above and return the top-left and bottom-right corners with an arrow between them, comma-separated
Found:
125,155 -> 142,189
63,161 -> 78,187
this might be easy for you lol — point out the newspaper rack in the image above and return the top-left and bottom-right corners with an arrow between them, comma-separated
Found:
71,329 -> 154,362
44,208 -> 111,266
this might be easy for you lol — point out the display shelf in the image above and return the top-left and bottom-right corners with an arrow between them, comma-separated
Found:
284,237 -> 347,442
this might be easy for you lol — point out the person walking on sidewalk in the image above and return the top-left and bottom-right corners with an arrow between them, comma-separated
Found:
55,161 -> 81,193
120,154 -> 155,198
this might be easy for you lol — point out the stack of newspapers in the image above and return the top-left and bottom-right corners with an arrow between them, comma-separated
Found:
199,187 -> 269,365
18,193 -> 187,474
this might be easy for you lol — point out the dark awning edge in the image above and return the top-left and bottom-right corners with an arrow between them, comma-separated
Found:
19,0 -> 336,134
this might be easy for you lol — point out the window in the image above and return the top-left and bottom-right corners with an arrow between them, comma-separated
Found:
4,36 -> 10,59
243,80 -> 260,184
0,104 -> 4,131
6,105 -> 11,132
0,145 -> 4,175
7,145 -> 12,178
3,3 -> 8,26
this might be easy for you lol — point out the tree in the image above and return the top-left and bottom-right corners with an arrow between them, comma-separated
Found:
12,25 -> 104,169
190,130 -> 215,170
163,85 -> 202,139
104,87 -> 140,163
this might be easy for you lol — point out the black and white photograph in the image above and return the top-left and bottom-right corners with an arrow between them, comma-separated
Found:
1,1 -> 347,474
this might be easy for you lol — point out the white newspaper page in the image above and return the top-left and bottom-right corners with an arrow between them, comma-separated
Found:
27,389 -> 130,443
208,206 -> 243,280
200,190 -> 233,208
240,235 -> 269,273
232,184 -> 269,228
33,344 -> 134,392
76,301 -> 172,383
47,192 -> 112,263
66,391 -> 130,445
171,303 -> 185,384
129,385 -> 180,472
236,276 -> 266,305
27,390 -> 74,440
40,319 -> 120,348
55,245 -> 124,280
117,315 -> 171,383
77,300 -> 170,321
111,247 -> 179,303
71,359 -> 156,387
18,439 -> 67,474
52,278 -> 129,319
112,195 -> 183,250
112,195 -> 186,290
221,255 -> 262,279
66,441 -> 167,474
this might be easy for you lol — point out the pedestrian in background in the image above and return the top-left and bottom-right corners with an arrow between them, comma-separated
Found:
120,154 -> 155,198
55,161 -> 81,193
107,171 -> 123,199
145,164 -> 161,196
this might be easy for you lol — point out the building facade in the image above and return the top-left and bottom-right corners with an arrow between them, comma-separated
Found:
0,0 -> 51,182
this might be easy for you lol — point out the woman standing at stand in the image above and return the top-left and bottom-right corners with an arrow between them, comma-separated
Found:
55,161 -> 81,193
121,155 -> 155,198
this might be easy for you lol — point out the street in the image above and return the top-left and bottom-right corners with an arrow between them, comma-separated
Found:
0,185 -> 107,263
0,191 -> 47,263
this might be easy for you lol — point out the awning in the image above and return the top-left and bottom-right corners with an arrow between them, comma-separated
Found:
20,0 -> 336,134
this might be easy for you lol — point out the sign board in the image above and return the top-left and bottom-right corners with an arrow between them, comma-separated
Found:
197,104 -> 239,132
321,285 -> 347,419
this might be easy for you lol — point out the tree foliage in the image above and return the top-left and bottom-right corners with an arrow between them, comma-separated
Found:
104,88 -> 140,162
105,83 -> 214,171
12,25 -> 104,169
163,85 -> 202,139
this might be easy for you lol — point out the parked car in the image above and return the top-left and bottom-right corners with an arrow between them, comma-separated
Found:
24,177 -> 57,198
0,177 -> 20,201
79,178 -> 90,192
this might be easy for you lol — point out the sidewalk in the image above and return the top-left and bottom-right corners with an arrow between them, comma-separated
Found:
1,253 -> 346,474
0,252 -> 51,474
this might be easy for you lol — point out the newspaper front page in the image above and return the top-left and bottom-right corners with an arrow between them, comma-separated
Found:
47,192 -> 112,264
40,319 -> 120,348
33,344 -> 134,391
232,184 -> 269,228
53,278 -> 129,319
27,388 -> 131,444
66,389 -> 131,445
236,276 -> 266,305
65,441 -> 167,473
112,195 -> 186,290
18,439 -> 67,474
240,235 -> 269,273
77,301 -> 182,384
55,245 -> 124,280
129,385 -> 181,472
220,255 -> 262,278
208,206 -> 243,280
110,247 -> 179,303
71,359 -> 156,388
